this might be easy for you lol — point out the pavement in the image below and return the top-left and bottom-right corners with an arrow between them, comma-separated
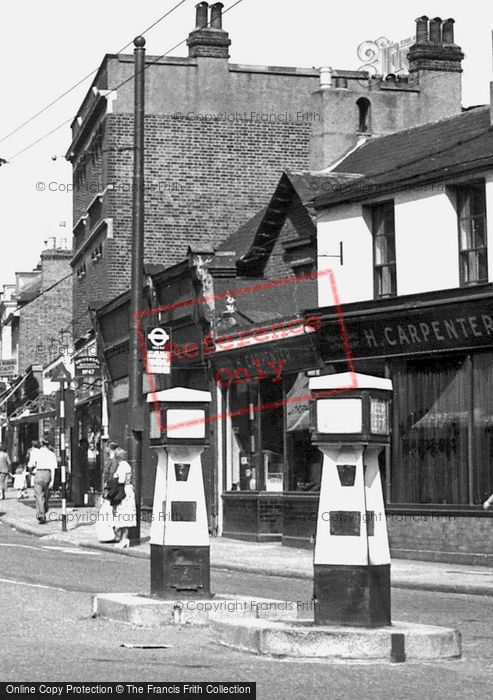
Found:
2,489 -> 493,597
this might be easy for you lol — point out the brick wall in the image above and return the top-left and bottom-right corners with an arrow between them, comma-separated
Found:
19,273 -> 73,372
72,112 -> 312,337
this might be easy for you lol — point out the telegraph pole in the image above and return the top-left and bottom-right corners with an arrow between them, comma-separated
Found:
59,379 -> 67,532
127,35 -> 146,543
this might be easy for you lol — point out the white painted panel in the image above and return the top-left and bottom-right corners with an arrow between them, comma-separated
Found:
317,398 -> 362,433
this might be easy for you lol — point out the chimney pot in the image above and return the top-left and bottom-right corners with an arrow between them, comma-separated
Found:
415,16 -> 429,42
319,66 -> 332,89
210,2 -> 223,29
429,17 -> 442,43
196,2 -> 209,29
442,18 -> 455,44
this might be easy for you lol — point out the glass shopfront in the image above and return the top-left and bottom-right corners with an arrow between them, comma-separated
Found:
391,351 -> 493,505
226,372 -> 322,493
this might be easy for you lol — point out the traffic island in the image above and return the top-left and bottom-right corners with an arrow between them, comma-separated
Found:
209,618 -> 462,662
204,374 -> 460,663
93,593 -> 305,627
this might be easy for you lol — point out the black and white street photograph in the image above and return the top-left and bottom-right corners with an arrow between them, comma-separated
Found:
2,1 -> 493,698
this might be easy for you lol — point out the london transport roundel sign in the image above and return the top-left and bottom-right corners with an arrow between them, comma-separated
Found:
147,327 -> 169,349
146,326 -> 171,375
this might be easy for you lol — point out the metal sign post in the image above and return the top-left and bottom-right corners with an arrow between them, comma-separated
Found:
52,364 -> 72,532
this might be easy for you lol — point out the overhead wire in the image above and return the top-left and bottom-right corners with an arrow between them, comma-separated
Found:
0,0 -> 189,146
7,0 -> 245,161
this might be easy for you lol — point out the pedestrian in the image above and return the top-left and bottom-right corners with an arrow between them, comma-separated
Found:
102,440 -> 119,489
27,440 -> 41,488
0,445 -> 11,499
111,448 -> 136,549
14,464 -> 28,499
33,437 -> 57,524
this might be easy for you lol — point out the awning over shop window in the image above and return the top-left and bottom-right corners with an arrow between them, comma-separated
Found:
286,372 -> 311,432
8,395 -> 56,423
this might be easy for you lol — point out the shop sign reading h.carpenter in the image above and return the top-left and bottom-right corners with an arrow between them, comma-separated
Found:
322,299 -> 493,360
137,269 -> 355,433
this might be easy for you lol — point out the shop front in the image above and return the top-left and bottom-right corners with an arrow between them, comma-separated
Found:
72,340 -> 103,505
214,318 -> 322,541
314,284 -> 493,564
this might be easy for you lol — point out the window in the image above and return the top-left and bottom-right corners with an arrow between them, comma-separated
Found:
372,201 -> 396,298
356,97 -> 371,132
457,181 -> 488,286
391,351 -> 493,505
76,262 -> 86,279
91,242 -> 103,263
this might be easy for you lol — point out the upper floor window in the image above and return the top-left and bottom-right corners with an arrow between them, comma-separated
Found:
456,181 -> 488,286
356,97 -> 371,133
372,201 -> 396,298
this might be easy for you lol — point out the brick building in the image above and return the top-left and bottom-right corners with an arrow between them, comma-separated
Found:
0,241 -> 73,463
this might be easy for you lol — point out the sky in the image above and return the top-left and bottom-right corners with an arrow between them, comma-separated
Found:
0,0 -> 492,287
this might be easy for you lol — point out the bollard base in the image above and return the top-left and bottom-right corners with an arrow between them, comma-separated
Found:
150,544 -> 210,599
93,593 -> 305,627
210,618 -> 461,662
314,563 -> 391,627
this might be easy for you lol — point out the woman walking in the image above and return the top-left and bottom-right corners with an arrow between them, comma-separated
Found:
111,448 -> 137,548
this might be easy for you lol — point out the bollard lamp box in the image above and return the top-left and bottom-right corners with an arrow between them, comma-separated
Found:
309,373 -> 391,445
149,387 -> 211,446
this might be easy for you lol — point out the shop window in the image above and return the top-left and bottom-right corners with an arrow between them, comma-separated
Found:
285,373 -> 322,491
371,201 -> 396,298
226,373 -> 321,493
472,352 -> 493,503
456,181 -> 488,286
391,353 -> 493,505
391,357 -> 469,504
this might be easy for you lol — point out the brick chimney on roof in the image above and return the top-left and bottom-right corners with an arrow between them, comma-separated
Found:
187,2 -> 231,59
408,16 -> 464,73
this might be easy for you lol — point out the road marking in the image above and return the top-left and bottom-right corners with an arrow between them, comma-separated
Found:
0,577 -> 70,592
0,543 -> 40,551
41,546 -> 101,556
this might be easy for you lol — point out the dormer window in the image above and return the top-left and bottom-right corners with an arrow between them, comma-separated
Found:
356,97 -> 371,133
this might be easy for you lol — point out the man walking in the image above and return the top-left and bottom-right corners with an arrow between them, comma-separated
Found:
0,445 -> 11,499
33,438 -> 57,523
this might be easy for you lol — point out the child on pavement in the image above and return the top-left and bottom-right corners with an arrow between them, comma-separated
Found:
14,465 -> 28,499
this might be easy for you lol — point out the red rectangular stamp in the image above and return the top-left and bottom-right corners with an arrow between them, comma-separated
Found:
136,268 -> 356,433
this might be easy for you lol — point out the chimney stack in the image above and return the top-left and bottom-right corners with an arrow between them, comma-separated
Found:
408,14 -> 463,74
187,1 -> 231,58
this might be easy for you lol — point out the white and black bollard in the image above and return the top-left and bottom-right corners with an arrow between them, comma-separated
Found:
147,388 -> 212,599
309,373 -> 392,627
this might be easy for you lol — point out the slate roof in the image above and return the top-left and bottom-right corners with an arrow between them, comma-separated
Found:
212,275 -> 316,330
314,105 -> 493,208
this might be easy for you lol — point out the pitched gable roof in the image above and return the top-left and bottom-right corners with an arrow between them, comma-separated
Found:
314,106 -> 492,208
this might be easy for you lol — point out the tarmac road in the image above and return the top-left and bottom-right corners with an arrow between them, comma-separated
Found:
2,522 -> 493,699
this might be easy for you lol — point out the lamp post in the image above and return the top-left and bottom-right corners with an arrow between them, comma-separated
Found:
127,35 -> 146,542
